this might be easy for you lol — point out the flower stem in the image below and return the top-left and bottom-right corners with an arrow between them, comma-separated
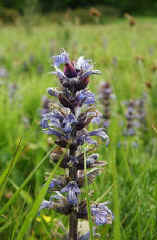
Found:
84,150 -> 94,240
69,160 -> 78,240
69,210 -> 78,240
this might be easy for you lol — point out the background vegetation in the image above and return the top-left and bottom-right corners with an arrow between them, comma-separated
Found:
0,11 -> 157,240
1,0 -> 157,15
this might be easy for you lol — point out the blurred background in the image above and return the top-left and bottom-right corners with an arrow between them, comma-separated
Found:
1,0 -> 157,24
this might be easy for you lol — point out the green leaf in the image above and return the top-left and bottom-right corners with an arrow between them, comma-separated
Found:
16,152 -> 62,240
8,178 -> 33,205
0,138 -> 23,200
0,149 -> 53,216
0,220 -> 13,233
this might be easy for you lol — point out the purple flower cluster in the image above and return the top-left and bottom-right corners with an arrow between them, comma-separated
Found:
99,82 -> 113,129
39,50 -> 113,239
40,96 -> 51,115
135,98 -> 146,129
124,100 -> 136,136
123,97 -> 147,137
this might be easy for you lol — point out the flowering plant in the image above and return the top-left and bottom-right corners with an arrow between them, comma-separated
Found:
99,82 -> 113,129
39,50 -> 113,239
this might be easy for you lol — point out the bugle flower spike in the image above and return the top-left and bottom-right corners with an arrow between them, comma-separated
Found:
39,50 -> 113,240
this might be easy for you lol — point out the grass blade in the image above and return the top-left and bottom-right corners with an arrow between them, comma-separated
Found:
16,151 -> 62,240
0,148 -> 53,216
8,178 -> 33,205
0,138 -> 22,200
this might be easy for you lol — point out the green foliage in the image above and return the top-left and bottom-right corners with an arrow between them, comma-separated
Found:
1,0 -> 157,15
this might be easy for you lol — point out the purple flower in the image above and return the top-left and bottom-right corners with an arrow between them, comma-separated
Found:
47,88 -> 60,97
49,179 -> 59,189
99,82 -> 112,97
86,154 -> 105,168
135,98 -> 146,127
40,96 -> 51,115
52,50 -> 70,67
56,89 -> 95,111
49,177 -> 67,191
125,112 -> 134,120
76,90 -> 95,106
76,132 -> 97,146
123,99 -> 137,136
91,110 -> 103,124
41,110 -> 77,139
51,50 -> 101,92
44,128 -> 64,138
76,153 -> 105,169
40,118 -> 49,129
77,201 -> 113,226
39,200 -> 54,212
87,153 -> 99,163
62,113 -> 77,135
104,120 -> 110,128
75,56 -> 93,72
99,82 -> 114,130
61,181 -> 80,205
79,70 -> 101,81
51,69 -> 67,81
91,202 -> 113,225
88,128 -> 108,141
42,110 -> 106,145
52,50 -> 77,78
39,50 -> 113,237
49,192 -> 73,215
76,128 -> 108,147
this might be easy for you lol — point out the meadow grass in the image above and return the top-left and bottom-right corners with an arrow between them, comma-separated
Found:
0,17 -> 157,239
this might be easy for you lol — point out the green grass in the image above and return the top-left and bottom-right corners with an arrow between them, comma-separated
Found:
0,17 -> 157,240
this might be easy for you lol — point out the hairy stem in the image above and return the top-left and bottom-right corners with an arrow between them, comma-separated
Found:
68,103 -> 78,240
69,210 -> 78,240
69,161 -> 78,239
